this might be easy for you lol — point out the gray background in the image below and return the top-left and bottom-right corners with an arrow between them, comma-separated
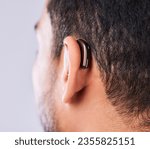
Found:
0,0 -> 44,131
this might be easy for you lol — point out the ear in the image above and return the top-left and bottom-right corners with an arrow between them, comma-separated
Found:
62,36 -> 91,103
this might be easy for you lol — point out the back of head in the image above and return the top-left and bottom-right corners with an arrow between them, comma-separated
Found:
48,0 -> 150,131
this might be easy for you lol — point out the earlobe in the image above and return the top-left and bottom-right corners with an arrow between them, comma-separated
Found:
61,36 -> 91,104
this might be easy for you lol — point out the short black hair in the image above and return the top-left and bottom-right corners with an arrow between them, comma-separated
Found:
48,0 -> 150,130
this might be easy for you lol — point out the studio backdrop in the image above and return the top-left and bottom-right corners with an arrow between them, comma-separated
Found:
0,0 -> 44,131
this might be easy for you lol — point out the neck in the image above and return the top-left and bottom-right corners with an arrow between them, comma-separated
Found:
77,79 -> 133,132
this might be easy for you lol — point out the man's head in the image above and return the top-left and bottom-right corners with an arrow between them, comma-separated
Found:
33,0 -> 150,131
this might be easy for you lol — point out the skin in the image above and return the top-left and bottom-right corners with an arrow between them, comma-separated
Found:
33,0 -> 133,132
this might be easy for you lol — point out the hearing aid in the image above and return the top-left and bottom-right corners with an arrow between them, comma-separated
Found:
77,39 -> 91,69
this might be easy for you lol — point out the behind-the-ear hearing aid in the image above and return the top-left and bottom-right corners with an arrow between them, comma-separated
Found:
77,39 -> 91,69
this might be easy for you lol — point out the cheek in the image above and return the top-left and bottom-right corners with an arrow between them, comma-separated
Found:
32,53 -> 53,99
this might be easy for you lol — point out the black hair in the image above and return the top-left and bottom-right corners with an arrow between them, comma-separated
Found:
48,0 -> 150,130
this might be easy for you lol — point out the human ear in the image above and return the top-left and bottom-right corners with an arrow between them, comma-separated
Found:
62,36 -> 91,103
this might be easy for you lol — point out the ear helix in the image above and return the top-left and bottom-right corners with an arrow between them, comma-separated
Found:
77,39 -> 91,69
